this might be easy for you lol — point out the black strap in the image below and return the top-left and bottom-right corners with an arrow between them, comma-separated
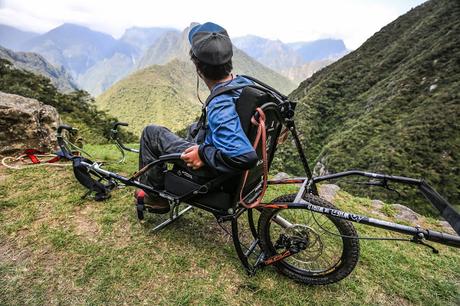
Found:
191,84 -> 250,138
72,157 -> 110,198
177,173 -> 235,203
190,79 -> 285,139
239,75 -> 287,99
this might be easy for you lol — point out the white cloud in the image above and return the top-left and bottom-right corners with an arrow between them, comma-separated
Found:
0,0 -> 427,49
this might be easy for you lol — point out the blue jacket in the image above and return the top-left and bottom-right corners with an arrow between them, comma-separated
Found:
198,75 -> 258,174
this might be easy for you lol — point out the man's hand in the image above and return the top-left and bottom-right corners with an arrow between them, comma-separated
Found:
181,145 -> 204,170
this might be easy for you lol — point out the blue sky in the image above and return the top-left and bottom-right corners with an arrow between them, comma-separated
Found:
0,0 -> 427,49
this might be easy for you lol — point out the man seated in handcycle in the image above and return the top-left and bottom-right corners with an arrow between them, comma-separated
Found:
137,22 -> 258,213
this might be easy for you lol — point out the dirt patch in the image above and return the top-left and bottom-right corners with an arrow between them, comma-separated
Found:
72,204 -> 101,241
109,216 -> 134,248
0,237 -> 33,264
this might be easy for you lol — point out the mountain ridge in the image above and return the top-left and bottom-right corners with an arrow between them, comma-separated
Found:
273,0 -> 460,214
233,35 -> 347,81
0,45 -> 78,93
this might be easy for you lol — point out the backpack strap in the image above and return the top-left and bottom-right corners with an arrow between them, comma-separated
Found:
191,84 -> 250,138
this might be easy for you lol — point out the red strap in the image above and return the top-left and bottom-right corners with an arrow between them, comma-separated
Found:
25,152 -> 41,164
239,108 -> 269,209
46,156 -> 61,163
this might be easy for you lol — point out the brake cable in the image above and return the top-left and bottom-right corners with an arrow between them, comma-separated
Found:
309,211 -> 439,252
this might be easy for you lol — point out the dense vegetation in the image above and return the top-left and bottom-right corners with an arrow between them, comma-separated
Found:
0,58 -> 135,143
273,0 -> 460,215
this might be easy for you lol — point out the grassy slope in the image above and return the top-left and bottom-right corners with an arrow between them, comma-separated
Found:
96,59 -> 205,135
273,0 -> 460,214
1,143 -> 459,305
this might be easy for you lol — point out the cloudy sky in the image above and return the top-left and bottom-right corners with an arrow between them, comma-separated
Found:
0,0 -> 427,49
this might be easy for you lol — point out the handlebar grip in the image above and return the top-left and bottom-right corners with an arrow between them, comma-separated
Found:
158,153 -> 183,162
57,124 -> 75,134
113,122 -> 129,129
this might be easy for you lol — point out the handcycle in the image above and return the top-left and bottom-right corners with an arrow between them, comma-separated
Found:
57,75 -> 460,285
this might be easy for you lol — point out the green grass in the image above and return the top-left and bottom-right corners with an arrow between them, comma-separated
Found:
1,143 -> 459,305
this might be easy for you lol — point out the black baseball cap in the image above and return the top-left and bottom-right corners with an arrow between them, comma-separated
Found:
188,22 -> 233,65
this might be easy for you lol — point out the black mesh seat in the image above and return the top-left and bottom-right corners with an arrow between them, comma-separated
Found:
164,85 -> 284,213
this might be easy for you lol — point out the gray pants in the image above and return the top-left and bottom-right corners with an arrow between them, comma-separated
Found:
138,124 -> 212,188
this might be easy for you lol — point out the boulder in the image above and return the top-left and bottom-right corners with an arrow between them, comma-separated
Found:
0,91 -> 60,155
391,204 -> 421,222
272,172 -> 290,180
371,200 -> 384,209
319,184 -> 340,202
439,221 -> 456,235
370,200 -> 385,217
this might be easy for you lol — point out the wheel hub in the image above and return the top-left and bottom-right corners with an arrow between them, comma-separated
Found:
279,224 -> 324,263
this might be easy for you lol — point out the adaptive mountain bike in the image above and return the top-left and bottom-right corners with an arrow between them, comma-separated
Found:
58,75 -> 460,285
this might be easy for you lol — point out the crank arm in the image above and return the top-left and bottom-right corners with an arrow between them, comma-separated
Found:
263,248 -> 300,266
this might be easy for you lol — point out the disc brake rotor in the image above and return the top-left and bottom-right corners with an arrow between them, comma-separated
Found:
283,224 -> 324,263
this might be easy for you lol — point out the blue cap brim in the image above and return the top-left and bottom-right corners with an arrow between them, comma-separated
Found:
188,22 -> 227,44
188,24 -> 201,44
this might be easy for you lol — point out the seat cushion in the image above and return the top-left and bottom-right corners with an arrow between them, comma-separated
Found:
164,171 -> 233,211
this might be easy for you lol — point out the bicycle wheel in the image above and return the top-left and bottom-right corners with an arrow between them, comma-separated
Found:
258,193 -> 360,285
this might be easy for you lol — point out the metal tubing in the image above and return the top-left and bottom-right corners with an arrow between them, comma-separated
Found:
244,238 -> 260,257
313,170 -> 422,186
272,215 -> 293,228
288,122 -> 318,195
231,217 -> 253,275
151,205 -> 193,232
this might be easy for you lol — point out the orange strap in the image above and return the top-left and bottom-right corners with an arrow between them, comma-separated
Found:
239,108 -> 269,208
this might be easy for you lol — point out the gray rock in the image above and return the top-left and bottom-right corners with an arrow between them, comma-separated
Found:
272,172 -> 290,180
391,204 -> 421,222
319,184 -> 340,202
371,200 -> 384,209
369,200 -> 385,216
0,91 -> 60,155
439,221 -> 455,234
313,157 -> 329,176
429,84 -> 437,92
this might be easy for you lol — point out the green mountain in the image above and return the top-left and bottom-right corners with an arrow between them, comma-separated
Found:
96,59 -> 206,135
0,45 -> 78,93
0,58 -> 134,143
273,0 -> 460,214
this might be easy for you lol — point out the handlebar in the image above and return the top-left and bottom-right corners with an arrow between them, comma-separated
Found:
112,122 -> 129,129
159,153 -> 183,162
56,124 -> 78,159
110,122 -> 139,162
57,124 -> 77,134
